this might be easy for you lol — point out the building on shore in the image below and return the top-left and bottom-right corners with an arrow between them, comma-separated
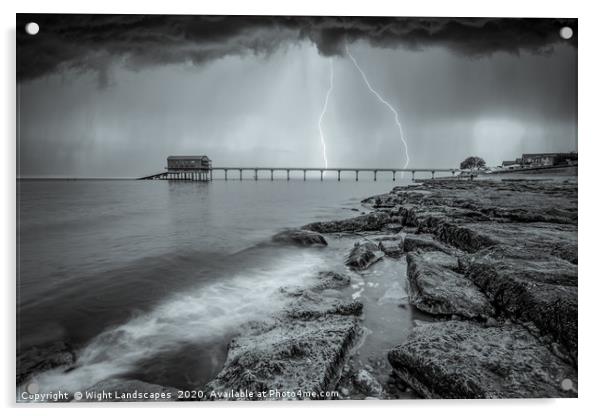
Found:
521,152 -> 577,167
165,155 -> 212,181
499,152 -> 577,169
501,158 -> 523,169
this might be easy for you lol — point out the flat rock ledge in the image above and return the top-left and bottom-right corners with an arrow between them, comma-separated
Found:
388,321 -> 577,399
406,251 -> 494,319
351,180 -> 578,398
205,271 -> 362,400
465,245 -> 577,363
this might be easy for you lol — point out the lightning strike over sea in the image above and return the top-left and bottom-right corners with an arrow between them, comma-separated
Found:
318,59 -> 334,169
346,45 -> 410,169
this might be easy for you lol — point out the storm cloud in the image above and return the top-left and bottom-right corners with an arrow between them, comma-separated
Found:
17,15 -> 577,83
16,14 -> 578,177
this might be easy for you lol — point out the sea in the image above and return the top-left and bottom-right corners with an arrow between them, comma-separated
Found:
17,177 -> 421,394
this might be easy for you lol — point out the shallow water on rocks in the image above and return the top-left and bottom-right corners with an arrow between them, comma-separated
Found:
322,234 -> 434,399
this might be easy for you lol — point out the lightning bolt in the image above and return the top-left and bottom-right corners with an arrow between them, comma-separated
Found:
346,45 -> 410,169
318,58 -> 334,169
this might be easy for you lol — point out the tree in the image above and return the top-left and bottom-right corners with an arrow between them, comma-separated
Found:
460,156 -> 486,170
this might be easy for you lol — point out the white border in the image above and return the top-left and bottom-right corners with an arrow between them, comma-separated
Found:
2,1 -> 600,415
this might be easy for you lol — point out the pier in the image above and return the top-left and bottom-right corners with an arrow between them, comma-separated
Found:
141,166 -> 459,181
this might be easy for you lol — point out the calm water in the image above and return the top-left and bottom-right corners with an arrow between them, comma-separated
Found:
17,178 -> 411,392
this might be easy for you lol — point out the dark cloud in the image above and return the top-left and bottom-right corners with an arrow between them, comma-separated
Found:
17,14 -> 577,82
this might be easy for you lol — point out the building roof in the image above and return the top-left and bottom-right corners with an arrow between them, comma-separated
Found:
167,155 -> 211,160
522,152 -> 576,157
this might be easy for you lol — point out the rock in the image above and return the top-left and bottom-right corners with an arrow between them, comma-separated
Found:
83,378 -> 179,402
302,212 -> 390,234
406,251 -> 494,319
354,369 -> 384,397
465,245 -> 577,363
313,271 -> 351,290
286,290 -> 363,319
454,222 -> 577,263
388,321 -> 577,398
484,317 -> 498,327
402,233 -> 453,254
272,229 -> 327,246
17,341 -> 76,386
377,239 -> 403,258
400,180 -> 576,226
383,223 -> 403,233
345,242 -> 384,270
377,180 -> 577,359
205,315 -> 360,400
205,269 -> 363,400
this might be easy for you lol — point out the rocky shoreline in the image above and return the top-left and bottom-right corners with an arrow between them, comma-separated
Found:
203,178 -> 578,400
18,178 -> 578,401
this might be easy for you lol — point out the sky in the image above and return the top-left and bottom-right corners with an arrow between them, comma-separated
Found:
16,15 -> 577,178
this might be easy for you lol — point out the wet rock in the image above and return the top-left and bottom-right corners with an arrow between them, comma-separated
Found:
456,222 -> 577,263
484,317 -> 498,327
313,271 -> 351,290
286,291 -> 363,319
383,223 -> 403,233
205,267 -> 362,400
401,180 -> 576,226
17,341 -> 76,385
272,229 -> 327,246
205,315 -> 360,400
302,212 -> 390,234
406,251 -> 494,319
354,369 -> 384,397
377,239 -> 403,258
83,379 -> 180,402
402,233 -> 454,254
345,242 -> 384,270
388,321 -> 577,398
465,245 -> 577,363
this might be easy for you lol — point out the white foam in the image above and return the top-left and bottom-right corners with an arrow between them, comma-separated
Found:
28,250 -> 323,394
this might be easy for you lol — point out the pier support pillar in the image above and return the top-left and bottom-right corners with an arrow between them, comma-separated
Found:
254,169 -> 258,181
287,170 -> 290,181
412,171 -> 415,181
210,169 -> 213,181
303,170 -> 306,181
392,171 -> 396,181
337,170 -> 341,181
224,170 -> 228,181
270,170 -> 274,181
374,170 -> 377,181
320,170 -> 323,181
239,169 -> 243,181
355,171 -> 359,181
432,171 -> 435,180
